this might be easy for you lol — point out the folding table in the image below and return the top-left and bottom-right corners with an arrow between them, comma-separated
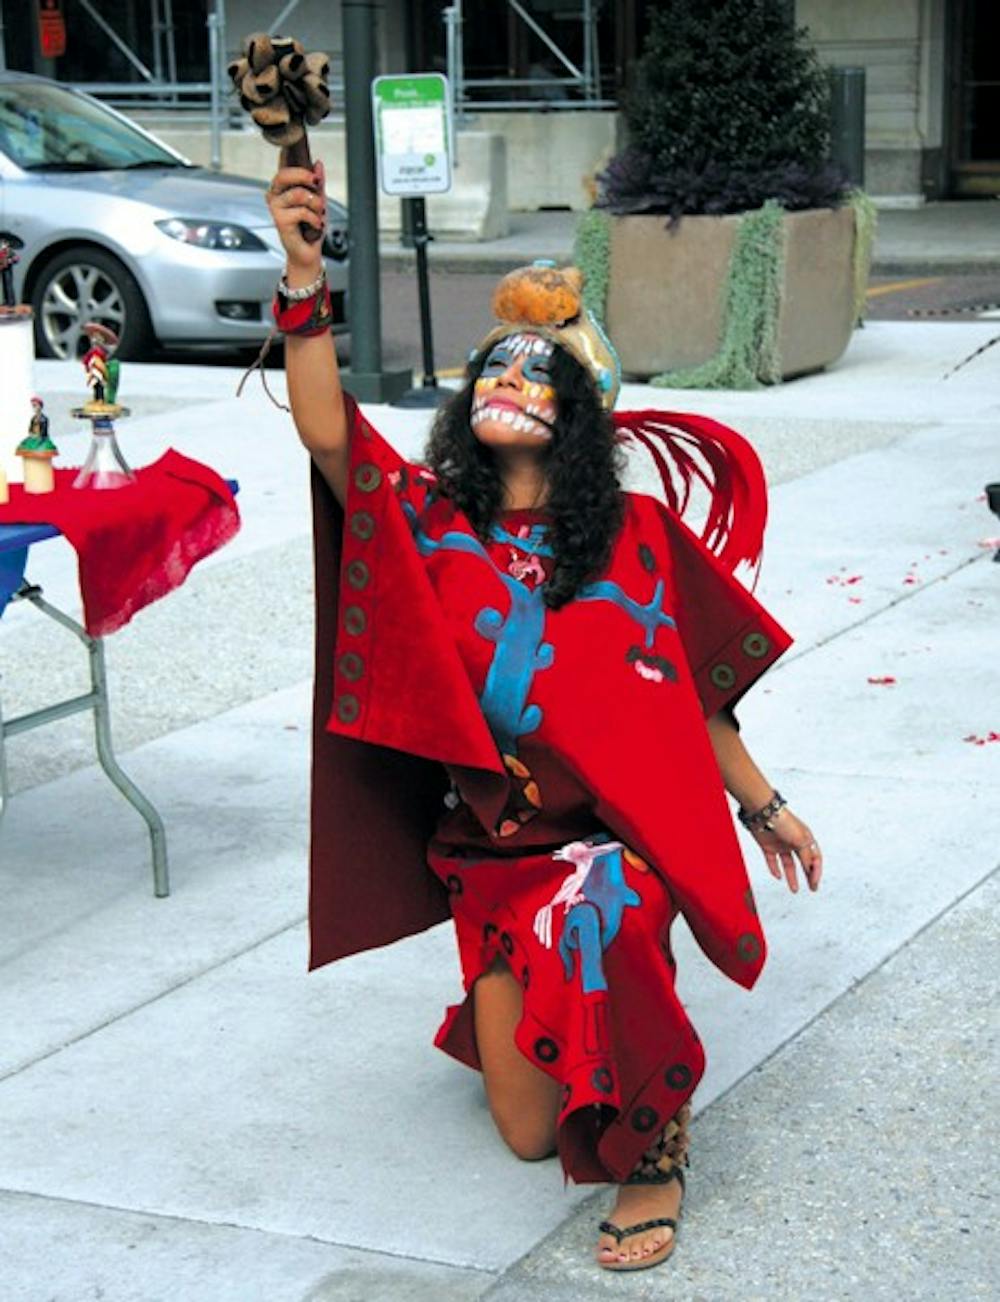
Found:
0,480 -> 238,898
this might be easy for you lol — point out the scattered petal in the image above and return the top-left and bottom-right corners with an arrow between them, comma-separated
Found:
848,597 -> 863,604
826,574 -> 864,587
867,676 -> 897,686
977,537 -> 1000,549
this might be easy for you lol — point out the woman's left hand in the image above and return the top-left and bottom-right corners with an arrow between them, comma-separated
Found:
751,808 -> 823,894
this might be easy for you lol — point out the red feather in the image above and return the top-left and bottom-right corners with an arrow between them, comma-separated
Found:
613,409 -> 769,578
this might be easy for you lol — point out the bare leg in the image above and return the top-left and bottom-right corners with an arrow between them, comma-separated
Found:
474,959 -> 561,1160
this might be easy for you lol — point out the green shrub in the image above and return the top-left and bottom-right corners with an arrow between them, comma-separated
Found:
599,0 -> 847,217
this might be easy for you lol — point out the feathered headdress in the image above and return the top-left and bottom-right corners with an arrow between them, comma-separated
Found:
614,409 -> 769,579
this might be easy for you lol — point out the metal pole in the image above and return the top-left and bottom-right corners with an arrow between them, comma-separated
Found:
394,197 -> 447,407
444,3 -> 464,132
207,1 -> 222,169
413,201 -> 438,390
77,0 -> 155,81
829,66 -> 866,188
164,0 -> 178,102
151,0 -> 163,83
341,0 -> 409,403
268,0 -> 304,34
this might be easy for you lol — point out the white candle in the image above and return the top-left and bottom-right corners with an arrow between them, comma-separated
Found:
0,313 -> 36,485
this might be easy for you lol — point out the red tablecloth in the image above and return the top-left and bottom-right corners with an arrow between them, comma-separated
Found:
0,449 -> 240,635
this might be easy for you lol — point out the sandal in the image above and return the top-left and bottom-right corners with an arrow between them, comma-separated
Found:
596,1103 -> 690,1273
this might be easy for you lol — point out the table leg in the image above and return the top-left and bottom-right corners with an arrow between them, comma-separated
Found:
88,635 -> 170,898
3,584 -> 170,896
0,689 -> 10,828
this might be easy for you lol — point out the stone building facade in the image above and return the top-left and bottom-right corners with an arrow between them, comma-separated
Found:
6,0 -> 996,212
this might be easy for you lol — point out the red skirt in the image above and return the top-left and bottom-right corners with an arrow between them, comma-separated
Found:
428,833 -> 705,1184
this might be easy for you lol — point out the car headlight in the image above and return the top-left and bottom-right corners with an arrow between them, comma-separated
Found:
155,218 -> 266,251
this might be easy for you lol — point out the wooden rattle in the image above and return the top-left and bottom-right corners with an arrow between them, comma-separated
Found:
228,32 -> 331,244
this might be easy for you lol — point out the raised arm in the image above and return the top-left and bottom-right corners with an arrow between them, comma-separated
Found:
707,710 -> 823,894
266,158 -> 349,506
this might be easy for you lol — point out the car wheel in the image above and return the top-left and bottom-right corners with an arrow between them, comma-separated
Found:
31,247 -> 154,361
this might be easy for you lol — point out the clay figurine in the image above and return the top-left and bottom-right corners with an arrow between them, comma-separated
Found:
16,398 -> 59,494
81,321 -> 122,412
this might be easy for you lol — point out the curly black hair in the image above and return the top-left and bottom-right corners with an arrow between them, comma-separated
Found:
424,343 -> 625,609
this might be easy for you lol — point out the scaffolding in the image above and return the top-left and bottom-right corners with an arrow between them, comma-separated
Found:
443,0 -> 614,120
27,1 -> 343,169
2,1 -> 608,166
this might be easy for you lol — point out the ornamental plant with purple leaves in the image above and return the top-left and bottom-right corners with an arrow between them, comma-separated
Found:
599,0 -> 848,220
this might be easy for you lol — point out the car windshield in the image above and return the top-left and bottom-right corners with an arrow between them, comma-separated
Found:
0,81 -> 188,171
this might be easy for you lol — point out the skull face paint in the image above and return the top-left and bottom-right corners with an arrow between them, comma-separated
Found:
471,333 -> 558,444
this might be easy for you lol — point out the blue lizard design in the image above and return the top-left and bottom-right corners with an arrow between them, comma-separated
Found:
556,843 -> 641,994
403,502 -> 676,759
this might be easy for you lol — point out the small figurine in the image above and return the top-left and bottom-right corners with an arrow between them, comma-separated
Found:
28,395 -> 49,441
71,330 -> 133,489
16,398 -> 59,494
0,240 -> 18,309
81,321 -> 121,412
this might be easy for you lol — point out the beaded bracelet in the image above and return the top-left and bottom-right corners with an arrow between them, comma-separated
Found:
737,790 -> 787,833
278,267 -> 326,302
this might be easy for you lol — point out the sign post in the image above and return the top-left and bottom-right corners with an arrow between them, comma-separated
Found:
372,73 -> 452,408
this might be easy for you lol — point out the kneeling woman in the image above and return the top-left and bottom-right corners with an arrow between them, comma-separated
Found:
267,162 -> 822,1273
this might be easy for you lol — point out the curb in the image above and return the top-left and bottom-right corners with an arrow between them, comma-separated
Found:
379,248 -> 1000,278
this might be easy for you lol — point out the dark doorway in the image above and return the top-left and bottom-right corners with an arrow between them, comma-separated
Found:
948,0 -> 1000,195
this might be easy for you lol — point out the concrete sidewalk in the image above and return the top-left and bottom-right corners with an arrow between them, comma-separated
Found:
1,320 -> 998,1300
379,200 -> 1000,275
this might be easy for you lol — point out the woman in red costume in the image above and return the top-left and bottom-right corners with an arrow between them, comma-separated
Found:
267,162 -> 823,1273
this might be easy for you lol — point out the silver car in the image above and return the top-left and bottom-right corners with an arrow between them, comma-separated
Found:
0,72 -> 349,359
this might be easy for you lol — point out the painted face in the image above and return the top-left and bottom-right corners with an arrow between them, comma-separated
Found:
471,333 -> 558,444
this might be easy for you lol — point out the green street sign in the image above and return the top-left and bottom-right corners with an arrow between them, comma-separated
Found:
371,73 -> 452,196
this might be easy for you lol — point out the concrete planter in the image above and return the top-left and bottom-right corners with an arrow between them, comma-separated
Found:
604,206 -> 861,380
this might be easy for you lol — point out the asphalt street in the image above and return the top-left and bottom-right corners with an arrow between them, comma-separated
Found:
155,267 -> 1000,378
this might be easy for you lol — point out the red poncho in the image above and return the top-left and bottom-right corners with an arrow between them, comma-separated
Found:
309,398 -> 790,1181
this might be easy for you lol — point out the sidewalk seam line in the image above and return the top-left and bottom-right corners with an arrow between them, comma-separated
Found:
705,856 -> 1000,1116
0,1186 -> 502,1276
0,913 -> 306,1084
